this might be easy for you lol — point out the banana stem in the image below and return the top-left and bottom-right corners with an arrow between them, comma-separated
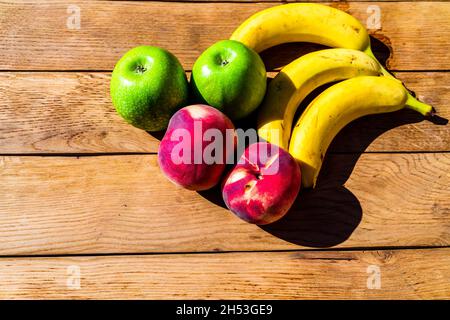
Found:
363,47 -> 400,81
406,95 -> 435,117
364,46 -> 435,117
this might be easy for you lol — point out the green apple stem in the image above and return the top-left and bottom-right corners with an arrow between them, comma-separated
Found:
135,65 -> 147,74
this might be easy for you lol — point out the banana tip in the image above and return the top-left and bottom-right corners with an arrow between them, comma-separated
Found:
430,107 -> 437,117
426,106 -> 437,118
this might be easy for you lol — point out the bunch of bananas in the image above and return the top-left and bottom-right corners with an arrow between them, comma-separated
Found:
230,3 -> 435,188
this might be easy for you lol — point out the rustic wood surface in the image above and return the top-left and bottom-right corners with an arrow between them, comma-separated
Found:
0,0 -> 449,299
0,249 -> 448,299
0,154 -> 449,255
1,1 -> 449,71
0,72 -> 448,154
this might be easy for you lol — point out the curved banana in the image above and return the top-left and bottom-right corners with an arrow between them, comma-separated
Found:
288,76 -> 434,188
231,3 -> 370,54
231,3 -> 434,116
257,48 -> 382,150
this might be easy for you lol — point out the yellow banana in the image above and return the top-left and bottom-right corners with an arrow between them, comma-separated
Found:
288,76 -> 434,188
231,3 -> 370,54
257,48 -> 382,150
230,3 -> 434,116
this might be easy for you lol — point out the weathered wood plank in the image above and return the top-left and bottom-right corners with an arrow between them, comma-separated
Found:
0,154 -> 448,255
0,72 -> 153,154
0,72 -> 448,154
0,249 -> 448,299
0,1 -> 448,70
142,0 -> 431,2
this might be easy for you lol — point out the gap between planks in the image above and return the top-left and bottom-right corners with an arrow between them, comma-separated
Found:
2,150 -> 450,158
0,244 -> 449,260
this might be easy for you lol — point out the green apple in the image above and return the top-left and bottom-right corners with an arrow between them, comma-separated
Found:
110,46 -> 188,131
191,40 -> 267,120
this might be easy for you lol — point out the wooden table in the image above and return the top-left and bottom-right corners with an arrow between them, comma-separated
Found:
0,0 -> 449,299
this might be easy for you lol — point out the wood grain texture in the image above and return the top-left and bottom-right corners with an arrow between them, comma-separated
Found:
0,0 -> 448,301
0,1 -> 449,70
0,72 -> 154,153
0,249 -> 448,299
0,154 -> 448,255
0,72 -> 448,154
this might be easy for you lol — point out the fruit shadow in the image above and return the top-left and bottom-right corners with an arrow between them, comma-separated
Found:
260,110 -> 447,248
152,37 -> 448,248
198,82 -> 447,250
260,98 -> 448,248
260,36 -> 390,71
255,37 -> 447,248
198,105 -> 439,248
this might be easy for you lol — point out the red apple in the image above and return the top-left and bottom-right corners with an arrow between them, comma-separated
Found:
158,104 -> 236,191
222,142 -> 301,225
